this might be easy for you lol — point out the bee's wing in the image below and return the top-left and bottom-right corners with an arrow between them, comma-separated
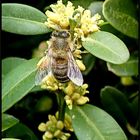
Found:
35,55 -> 51,85
67,51 -> 83,86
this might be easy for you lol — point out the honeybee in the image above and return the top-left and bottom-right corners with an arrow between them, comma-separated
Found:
35,30 -> 83,86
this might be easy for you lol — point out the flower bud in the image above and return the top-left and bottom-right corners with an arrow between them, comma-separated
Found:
91,24 -> 99,32
54,129 -> 62,137
49,115 -> 57,124
64,118 -> 73,132
121,76 -> 134,86
71,93 -> 80,100
44,131 -> 53,139
64,133 -> 71,137
56,121 -> 64,130
82,83 -> 88,89
76,96 -> 89,105
60,18 -> 69,28
65,98 -> 72,106
65,98 -> 73,110
74,49 -> 81,55
45,11 -> 59,23
42,135 -> 46,140
38,123 -> 47,132
76,60 -> 86,71
98,20 -> 104,25
60,135 -> 68,140
64,82 -> 75,95
41,84 -> 48,89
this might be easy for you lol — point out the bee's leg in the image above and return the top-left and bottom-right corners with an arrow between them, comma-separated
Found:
68,41 -> 75,52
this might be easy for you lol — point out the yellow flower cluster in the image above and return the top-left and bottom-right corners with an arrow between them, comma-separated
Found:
45,0 -> 103,37
40,73 -> 89,109
40,73 -> 61,91
63,82 -> 89,109
38,113 -> 73,140
55,112 -> 73,132
45,0 -> 74,29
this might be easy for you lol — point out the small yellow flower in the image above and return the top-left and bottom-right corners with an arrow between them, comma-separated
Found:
73,49 -> 82,59
63,82 -> 89,109
75,6 -> 84,14
76,96 -> 89,105
80,10 -> 101,35
41,74 -> 59,91
44,131 -> 53,139
45,0 -> 74,29
56,121 -> 64,130
55,112 -> 73,132
38,123 -> 47,132
54,129 -> 62,137
74,28 -> 84,38
76,59 -> 86,71
39,113 -> 72,140
45,0 -> 103,37
63,81 -> 75,96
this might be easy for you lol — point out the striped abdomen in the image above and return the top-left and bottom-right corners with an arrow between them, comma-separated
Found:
52,58 -> 69,83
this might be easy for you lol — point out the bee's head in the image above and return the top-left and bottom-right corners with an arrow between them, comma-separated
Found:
52,30 -> 70,38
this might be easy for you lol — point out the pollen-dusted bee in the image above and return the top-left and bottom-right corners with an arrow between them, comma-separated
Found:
35,30 -> 83,86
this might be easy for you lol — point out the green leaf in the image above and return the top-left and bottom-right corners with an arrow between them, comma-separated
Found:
107,55 -> 138,76
103,0 -> 138,38
3,123 -> 38,140
130,95 -> 138,120
2,57 -> 27,78
88,1 -> 105,19
71,0 -> 99,8
82,31 -> 129,64
67,104 -> 127,140
2,114 -> 19,132
30,85 -> 44,93
100,86 -> 133,125
2,58 -> 39,112
2,3 -> 51,35
82,53 -> 96,75
88,2 -> 119,34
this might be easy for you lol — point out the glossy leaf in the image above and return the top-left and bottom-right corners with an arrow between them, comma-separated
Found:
107,56 -> 138,76
100,86 -> 133,125
2,114 -> 19,132
67,104 -> 127,140
2,3 -> 51,35
71,0 -> 98,8
82,53 -> 96,75
2,57 -> 27,78
30,85 -> 43,93
88,1 -> 105,19
82,31 -> 129,64
2,58 -> 39,112
103,0 -> 138,38
3,123 -> 38,140
1,57 -> 43,93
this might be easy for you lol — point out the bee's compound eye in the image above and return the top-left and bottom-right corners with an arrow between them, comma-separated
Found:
52,31 -> 59,37
52,31 -> 70,38
61,31 -> 70,38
